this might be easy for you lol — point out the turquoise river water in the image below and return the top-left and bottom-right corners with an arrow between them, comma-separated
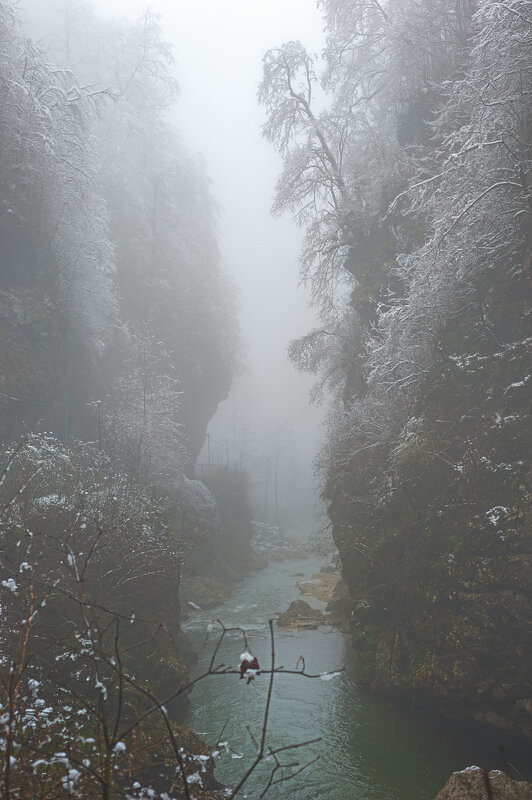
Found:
183,555 -> 528,800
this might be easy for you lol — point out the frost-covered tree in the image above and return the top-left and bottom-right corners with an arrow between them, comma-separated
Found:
262,0 -> 530,446
0,434 -> 219,797
259,3 -> 474,403
102,334 -> 188,486
0,0 -> 239,459
259,41 -> 354,314
326,0 -> 532,454
263,0 -> 532,735
0,1 -> 118,434
0,1 -> 245,732
20,0 -> 239,457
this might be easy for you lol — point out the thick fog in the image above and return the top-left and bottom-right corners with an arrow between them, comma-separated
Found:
86,0 -> 328,535
2,0 -> 531,797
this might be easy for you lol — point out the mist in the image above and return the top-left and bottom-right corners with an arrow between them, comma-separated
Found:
1,0 -> 530,798
90,0 -> 328,536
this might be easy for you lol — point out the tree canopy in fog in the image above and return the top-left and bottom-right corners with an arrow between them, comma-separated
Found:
262,0 -> 531,738
1,0 -> 239,455
261,0 -> 530,452
0,2 -> 248,795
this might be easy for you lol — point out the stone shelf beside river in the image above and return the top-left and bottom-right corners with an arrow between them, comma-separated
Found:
295,570 -> 342,603
276,598 -> 326,629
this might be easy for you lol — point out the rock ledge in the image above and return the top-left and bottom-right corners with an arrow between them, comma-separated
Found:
277,599 -> 325,629
434,767 -> 532,800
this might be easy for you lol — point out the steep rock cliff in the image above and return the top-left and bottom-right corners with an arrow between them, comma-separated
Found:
327,263 -> 531,740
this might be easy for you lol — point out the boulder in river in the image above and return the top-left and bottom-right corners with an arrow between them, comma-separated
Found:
277,599 -> 325,629
296,571 -> 341,603
434,767 -> 532,800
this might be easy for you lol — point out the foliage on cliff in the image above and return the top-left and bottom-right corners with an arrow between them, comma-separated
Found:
0,0 -> 239,453
0,1 -> 244,792
261,0 -> 532,737
0,0 -> 241,664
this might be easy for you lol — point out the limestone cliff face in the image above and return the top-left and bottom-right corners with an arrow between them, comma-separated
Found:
178,344 -> 232,464
332,512 -> 532,739
191,467 -> 264,581
327,263 -> 532,741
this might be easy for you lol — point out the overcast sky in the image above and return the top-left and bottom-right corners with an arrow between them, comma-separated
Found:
90,0 -> 328,531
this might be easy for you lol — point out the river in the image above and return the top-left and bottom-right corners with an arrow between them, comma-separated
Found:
183,555 -> 523,799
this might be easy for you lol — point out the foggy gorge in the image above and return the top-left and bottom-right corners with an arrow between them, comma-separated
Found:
0,1 -> 530,799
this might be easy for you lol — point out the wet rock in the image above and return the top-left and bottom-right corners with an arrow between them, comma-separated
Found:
179,576 -> 230,619
326,578 -> 351,624
434,767 -> 532,800
277,599 -> 325,629
296,571 -> 341,603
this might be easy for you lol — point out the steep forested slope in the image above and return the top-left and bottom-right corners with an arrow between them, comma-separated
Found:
262,0 -> 531,738
0,0 -> 241,581
0,1 -> 117,436
1,0 -> 238,455
0,3 -> 243,796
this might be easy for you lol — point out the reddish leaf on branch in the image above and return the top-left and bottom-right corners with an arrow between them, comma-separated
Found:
239,651 -> 260,684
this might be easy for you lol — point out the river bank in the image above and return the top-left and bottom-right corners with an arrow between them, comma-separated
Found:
182,556 -> 530,799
